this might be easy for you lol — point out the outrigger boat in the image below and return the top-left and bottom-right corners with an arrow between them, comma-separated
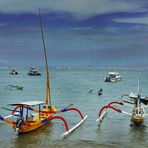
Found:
10,69 -> 18,75
104,72 -> 122,82
96,79 -> 148,127
0,9 -> 87,137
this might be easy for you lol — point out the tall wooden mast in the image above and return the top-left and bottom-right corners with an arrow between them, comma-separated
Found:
39,8 -> 52,109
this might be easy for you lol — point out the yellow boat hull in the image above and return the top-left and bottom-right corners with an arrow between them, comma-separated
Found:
13,113 -> 54,134
15,121 -> 46,134
131,115 -> 144,126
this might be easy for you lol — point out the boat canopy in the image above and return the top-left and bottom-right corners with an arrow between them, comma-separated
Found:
9,101 -> 45,106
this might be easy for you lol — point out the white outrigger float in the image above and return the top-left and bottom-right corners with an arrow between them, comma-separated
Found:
97,80 -> 148,127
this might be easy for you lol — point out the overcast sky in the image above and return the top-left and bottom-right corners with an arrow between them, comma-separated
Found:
0,0 -> 148,68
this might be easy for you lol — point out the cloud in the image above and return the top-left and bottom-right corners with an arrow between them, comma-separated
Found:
0,0 -> 145,19
0,23 -> 7,27
114,16 -> 148,25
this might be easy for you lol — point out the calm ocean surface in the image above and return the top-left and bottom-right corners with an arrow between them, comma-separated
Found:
0,67 -> 148,148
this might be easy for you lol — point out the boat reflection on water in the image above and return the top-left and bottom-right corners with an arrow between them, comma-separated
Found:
13,122 -> 54,147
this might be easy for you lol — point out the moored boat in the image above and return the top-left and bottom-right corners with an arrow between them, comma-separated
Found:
28,67 -> 41,76
10,69 -> 18,75
97,78 -> 148,127
104,72 -> 122,82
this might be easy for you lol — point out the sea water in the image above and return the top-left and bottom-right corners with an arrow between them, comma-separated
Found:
0,67 -> 148,148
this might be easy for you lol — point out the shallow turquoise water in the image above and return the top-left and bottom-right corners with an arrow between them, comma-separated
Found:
0,68 -> 148,148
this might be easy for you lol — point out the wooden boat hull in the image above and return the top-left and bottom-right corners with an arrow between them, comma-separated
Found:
14,121 -> 45,134
131,115 -> 144,126
13,113 -> 54,134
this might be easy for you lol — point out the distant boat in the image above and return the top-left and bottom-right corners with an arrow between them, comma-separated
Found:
28,67 -> 41,76
10,69 -> 18,75
104,72 -> 122,82
5,85 -> 23,90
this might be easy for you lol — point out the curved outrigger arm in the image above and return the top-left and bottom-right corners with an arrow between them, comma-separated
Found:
120,94 -> 129,100
39,106 -> 88,137
0,115 -> 16,126
11,105 -> 86,118
120,94 -> 135,105
11,104 -> 86,116
55,107 -> 88,137
96,101 -> 132,126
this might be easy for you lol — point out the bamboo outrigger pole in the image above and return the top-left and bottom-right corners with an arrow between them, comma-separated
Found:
39,8 -> 52,109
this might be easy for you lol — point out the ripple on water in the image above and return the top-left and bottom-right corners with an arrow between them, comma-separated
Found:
0,68 -> 148,148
